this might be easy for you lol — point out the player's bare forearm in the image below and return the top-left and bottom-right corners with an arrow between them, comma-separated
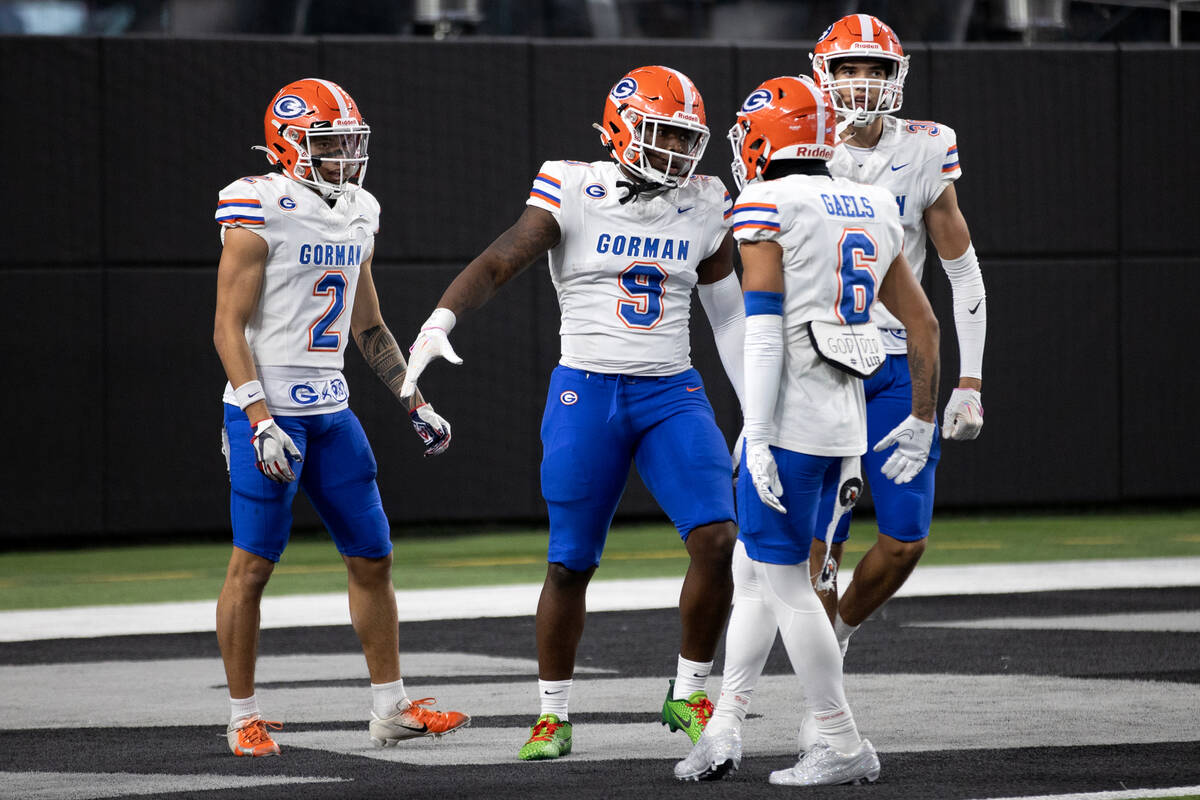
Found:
907,337 -> 940,422
439,206 -> 560,314
357,324 -> 425,410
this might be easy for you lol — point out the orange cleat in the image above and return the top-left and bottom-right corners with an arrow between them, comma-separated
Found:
227,715 -> 282,757
369,697 -> 471,746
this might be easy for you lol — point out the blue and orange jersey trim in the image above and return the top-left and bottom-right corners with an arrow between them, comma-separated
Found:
723,191 -> 733,221
529,172 -> 562,208
731,202 -> 781,232
216,198 -> 265,225
941,144 -> 960,174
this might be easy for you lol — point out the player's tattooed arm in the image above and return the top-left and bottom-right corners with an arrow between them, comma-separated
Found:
878,252 -> 941,422
357,324 -> 424,411
438,206 -> 561,314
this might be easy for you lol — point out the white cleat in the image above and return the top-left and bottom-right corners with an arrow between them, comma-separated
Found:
768,739 -> 880,786
673,727 -> 743,782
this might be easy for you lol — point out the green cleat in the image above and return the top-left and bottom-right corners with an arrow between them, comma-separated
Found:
661,679 -> 714,744
518,713 -> 573,761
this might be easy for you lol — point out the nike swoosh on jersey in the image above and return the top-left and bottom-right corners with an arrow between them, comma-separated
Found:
685,386 -> 702,392
677,206 -> 694,214
890,163 -> 909,171
968,300 -> 983,314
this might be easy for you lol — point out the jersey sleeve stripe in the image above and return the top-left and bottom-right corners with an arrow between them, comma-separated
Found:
529,188 -> 561,207
218,199 -> 263,208
732,203 -> 779,214
723,191 -> 733,220
534,173 -> 562,189
732,220 -> 781,232
216,214 -> 265,225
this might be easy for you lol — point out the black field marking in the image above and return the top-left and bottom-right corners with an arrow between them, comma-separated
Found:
2,588 -> 1197,799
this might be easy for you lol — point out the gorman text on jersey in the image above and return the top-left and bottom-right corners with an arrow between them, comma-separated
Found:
298,243 -> 365,267
595,233 -> 690,261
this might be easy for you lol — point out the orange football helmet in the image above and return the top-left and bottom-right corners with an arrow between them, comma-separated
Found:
594,65 -> 710,188
811,14 -> 909,124
255,78 -> 370,197
727,75 -> 836,190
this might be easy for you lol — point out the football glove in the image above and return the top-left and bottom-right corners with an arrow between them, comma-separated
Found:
942,388 -> 984,440
746,442 -> 786,514
409,403 -> 452,457
400,308 -> 462,400
872,415 -> 937,485
251,417 -> 302,483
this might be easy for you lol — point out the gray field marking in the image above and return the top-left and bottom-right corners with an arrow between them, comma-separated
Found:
966,788 -> 1200,800
0,772 -> 348,799
908,611 -> 1200,632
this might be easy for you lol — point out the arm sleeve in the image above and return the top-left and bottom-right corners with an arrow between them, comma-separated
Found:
742,292 -> 784,446
942,242 -> 986,380
526,160 -> 566,221
697,270 -> 745,408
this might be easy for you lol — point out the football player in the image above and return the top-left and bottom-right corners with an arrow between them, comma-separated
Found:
213,78 -> 468,757
399,66 -> 745,760
674,75 -> 939,786
808,15 -> 987,654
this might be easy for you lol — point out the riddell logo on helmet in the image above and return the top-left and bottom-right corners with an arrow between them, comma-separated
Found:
673,112 -> 702,124
795,144 -> 833,158
333,118 -> 359,127
851,42 -> 884,52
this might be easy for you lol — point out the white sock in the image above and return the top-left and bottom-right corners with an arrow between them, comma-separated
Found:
711,542 -> 779,732
834,612 -> 858,656
229,694 -> 259,725
371,678 -> 409,719
673,655 -> 713,700
758,560 -> 864,755
538,678 -> 572,721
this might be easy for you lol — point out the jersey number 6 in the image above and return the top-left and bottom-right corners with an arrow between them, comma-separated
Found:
617,262 -> 667,330
310,270 -> 347,351
835,229 -> 878,324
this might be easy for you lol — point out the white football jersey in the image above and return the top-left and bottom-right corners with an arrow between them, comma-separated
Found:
215,172 -> 380,415
733,173 -> 903,455
526,160 -> 731,376
828,116 -> 961,351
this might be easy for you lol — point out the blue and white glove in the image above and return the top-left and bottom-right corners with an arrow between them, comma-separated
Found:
400,308 -> 462,400
746,441 -> 786,514
251,417 -> 302,483
872,415 -> 937,485
942,388 -> 984,440
409,403 -> 452,457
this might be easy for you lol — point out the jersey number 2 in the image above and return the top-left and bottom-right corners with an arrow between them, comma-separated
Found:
617,262 -> 667,329
836,230 -> 877,324
310,270 -> 347,351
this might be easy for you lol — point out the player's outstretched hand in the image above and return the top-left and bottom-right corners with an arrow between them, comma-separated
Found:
251,417 -> 302,482
410,402 -> 452,457
942,388 -> 984,440
872,415 -> 937,485
746,442 -> 786,514
400,309 -> 462,400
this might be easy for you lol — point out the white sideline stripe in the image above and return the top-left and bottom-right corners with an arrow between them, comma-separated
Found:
967,787 -> 1200,800
0,772 -> 347,800
1,557 -> 1199,643
910,610 -> 1200,632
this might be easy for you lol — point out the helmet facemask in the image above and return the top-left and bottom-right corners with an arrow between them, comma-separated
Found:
726,119 -> 765,191
289,123 -> 370,198
814,54 -> 908,126
620,110 -> 709,188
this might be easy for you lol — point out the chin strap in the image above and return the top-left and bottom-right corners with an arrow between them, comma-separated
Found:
616,178 -> 664,205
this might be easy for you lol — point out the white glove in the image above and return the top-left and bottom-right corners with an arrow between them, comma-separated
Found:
872,415 -> 937,485
746,442 -> 786,514
251,417 -> 302,483
409,402 -> 452,457
400,308 -> 462,400
942,387 -> 984,440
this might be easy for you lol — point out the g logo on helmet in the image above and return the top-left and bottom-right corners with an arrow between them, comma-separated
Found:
741,88 -> 772,114
818,22 -> 834,41
273,94 -> 308,120
560,391 -> 579,406
611,77 -> 638,100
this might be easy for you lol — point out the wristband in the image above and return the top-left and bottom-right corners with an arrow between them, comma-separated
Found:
421,307 -> 457,334
233,380 -> 266,411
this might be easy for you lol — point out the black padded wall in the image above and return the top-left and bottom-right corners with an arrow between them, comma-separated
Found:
928,45 -> 1119,258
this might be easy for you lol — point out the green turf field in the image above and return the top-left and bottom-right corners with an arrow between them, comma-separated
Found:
1,509 -> 1198,611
